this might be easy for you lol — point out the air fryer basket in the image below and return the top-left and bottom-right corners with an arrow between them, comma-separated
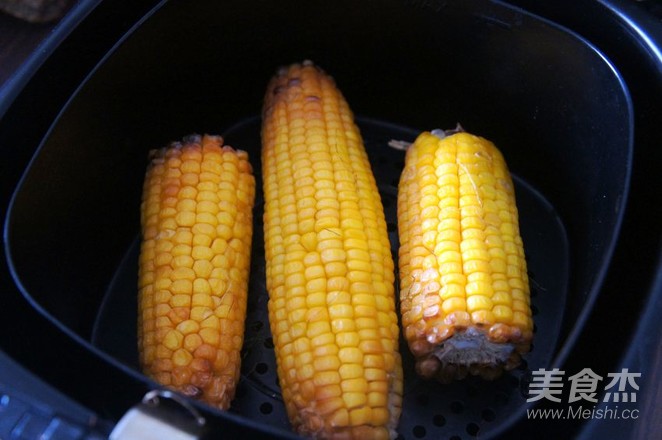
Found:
3,0 -> 632,439
90,116 -> 569,439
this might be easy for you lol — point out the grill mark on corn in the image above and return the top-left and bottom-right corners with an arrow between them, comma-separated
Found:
262,61 -> 403,439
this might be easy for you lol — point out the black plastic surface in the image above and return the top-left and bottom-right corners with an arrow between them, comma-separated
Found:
1,0 -> 636,438
0,350 -> 110,440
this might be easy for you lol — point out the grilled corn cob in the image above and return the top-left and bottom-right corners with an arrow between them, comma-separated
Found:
397,129 -> 532,382
262,61 -> 403,439
138,134 -> 255,409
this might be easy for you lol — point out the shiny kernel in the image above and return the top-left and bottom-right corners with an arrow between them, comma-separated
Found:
513,311 -> 531,328
314,356 -> 341,372
314,371 -> 341,388
192,246 -> 214,260
511,289 -> 527,301
439,283 -> 465,300
190,306 -> 213,322
305,290 -> 326,309
176,319 -> 200,335
490,258 -> 507,273
183,333 -> 202,351
513,299 -> 529,313
471,310 -> 496,326
304,264 -> 325,281
344,392 -> 368,410
199,327 -> 220,346
191,294 -> 214,307
339,364 -> 363,381
172,348 -> 193,366
331,318 -> 356,333
170,294 -> 191,308
306,278 -> 326,295
509,278 -> 526,290
171,279 -> 192,295
349,406 -> 372,426
176,212 -> 195,227
466,281 -> 494,297
437,250 -> 461,265
338,347 -> 363,364
442,296 -> 467,315
172,267 -> 195,281
438,229 -> 462,242
329,304 -> 354,319
321,248 -> 346,264
172,255 -> 194,268
163,330 -> 183,350
192,260 -> 213,278
466,295 -> 494,312
300,232 -> 317,251
464,260 -> 491,274
493,305 -> 514,323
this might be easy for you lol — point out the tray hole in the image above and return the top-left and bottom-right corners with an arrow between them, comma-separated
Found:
433,414 -> 446,427
450,401 -> 464,414
466,423 -> 480,437
260,402 -> 273,414
255,362 -> 269,375
481,408 -> 496,422
263,337 -> 274,349
412,425 -> 427,438
249,321 -> 263,333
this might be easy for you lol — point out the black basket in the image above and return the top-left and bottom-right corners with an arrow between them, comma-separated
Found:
3,0 -> 633,439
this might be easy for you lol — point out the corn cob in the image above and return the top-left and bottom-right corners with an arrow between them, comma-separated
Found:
261,61 -> 403,439
138,134 -> 255,409
397,129 -> 532,382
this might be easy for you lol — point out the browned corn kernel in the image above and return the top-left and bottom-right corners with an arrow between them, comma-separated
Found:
138,134 -> 255,409
397,129 -> 532,382
262,61 -> 403,439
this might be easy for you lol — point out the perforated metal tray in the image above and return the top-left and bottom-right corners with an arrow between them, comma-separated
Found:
91,116 -> 569,440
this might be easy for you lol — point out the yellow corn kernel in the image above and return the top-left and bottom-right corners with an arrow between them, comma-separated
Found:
262,61 -> 402,439
138,135 -> 255,410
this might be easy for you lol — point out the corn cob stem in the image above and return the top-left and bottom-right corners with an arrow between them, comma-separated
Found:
138,134 -> 255,409
397,129 -> 532,382
262,61 -> 403,439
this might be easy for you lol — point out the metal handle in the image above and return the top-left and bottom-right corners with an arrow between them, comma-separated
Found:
110,389 -> 206,440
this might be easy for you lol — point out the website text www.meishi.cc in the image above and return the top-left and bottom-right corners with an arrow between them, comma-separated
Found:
527,405 -> 639,420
